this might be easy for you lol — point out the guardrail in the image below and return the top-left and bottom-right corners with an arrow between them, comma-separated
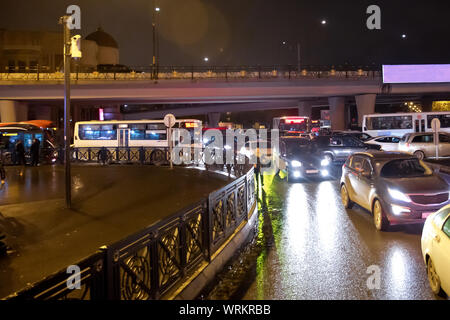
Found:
0,65 -> 382,82
4,164 -> 256,300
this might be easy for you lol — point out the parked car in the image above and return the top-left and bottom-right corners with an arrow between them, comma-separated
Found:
421,205 -> 450,297
97,64 -> 133,73
398,132 -> 450,160
311,135 -> 381,163
365,136 -> 401,152
340,151 -> 450,231
278,137 -> 331,182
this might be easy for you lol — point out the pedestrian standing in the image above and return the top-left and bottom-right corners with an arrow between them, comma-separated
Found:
30,138 -> 40,166
15,140 -> 26,166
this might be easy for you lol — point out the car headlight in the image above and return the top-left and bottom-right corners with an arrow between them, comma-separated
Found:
388,188 -> 411,203
291,160 -> 302,168
321,159 -> 330,166
391,204 -> 411,216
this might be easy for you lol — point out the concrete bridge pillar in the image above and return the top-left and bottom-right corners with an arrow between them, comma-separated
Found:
207,112 -> 221,128
355,94 -> 376,127
0,100 -> 28,123
328,97 -> 346,131
298,101 -> 313,118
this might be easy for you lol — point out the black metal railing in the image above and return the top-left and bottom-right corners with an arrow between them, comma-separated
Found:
0,64 -> 382,82
4,166 -> 256,300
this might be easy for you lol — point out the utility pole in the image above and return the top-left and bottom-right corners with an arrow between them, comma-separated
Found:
297,42 -> 301,72
59,15 -> 72,209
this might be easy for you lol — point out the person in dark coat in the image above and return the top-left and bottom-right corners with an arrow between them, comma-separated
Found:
15,140 -> 26,166
30,139 -> 40,166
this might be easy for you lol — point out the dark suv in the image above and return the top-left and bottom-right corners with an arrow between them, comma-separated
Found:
311,135 -> 381,163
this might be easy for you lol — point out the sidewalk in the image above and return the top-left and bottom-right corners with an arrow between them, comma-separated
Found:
0,165 -> 231,298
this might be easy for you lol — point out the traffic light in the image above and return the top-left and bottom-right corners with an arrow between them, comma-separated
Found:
70,35 -> 82,59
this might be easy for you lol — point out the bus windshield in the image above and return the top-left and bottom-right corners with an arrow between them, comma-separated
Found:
279,121 -> 308,132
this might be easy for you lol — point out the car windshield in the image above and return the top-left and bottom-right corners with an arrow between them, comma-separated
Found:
284,139 -> 313,155
380,159 -> 433,178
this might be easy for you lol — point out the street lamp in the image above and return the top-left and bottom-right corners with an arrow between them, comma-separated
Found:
152,3 -> 160,80
58,15 -> 82,209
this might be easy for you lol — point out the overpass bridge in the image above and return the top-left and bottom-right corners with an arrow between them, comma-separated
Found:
0,65 -> 449,129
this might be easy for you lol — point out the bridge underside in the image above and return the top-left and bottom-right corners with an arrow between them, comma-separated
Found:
1,79 -> 450,129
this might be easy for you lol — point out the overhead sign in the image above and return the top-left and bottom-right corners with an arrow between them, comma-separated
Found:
383,64 -> 450,84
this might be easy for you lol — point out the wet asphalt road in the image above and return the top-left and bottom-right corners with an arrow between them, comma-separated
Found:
240,166 -> 445,300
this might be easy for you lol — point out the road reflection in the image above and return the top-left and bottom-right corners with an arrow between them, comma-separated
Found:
240,170 -> 440,300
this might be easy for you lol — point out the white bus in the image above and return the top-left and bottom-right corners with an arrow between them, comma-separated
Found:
73,119 -> 202,148
363,112 -> 450,137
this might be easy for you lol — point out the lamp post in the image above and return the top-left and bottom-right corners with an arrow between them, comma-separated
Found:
59,15 -> 72,209
152,4 -> 160,80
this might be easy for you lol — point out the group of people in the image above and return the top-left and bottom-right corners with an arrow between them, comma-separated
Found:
12,139 -> 41,166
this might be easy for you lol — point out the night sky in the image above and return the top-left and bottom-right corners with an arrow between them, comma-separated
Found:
1,0 -> 450,67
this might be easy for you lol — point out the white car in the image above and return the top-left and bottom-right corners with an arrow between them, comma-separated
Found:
421,205 -> 450,297
365,136 -> 401,152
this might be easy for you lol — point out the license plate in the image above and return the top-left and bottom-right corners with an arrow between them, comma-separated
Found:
422,212 -> 433,219
306,170 -> 319,174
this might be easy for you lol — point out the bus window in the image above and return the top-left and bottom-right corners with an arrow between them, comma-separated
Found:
427,115 -> 450,128
79,124 -> 117,140
147,123 -> 166,130
145,131 -> 167,140
368,116 -> 413,130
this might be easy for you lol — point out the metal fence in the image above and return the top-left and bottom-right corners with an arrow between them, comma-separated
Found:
0,64 -> 382,82
5,166 -> 256,300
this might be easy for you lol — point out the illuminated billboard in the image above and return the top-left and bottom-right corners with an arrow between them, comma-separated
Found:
382,64 -> 450,84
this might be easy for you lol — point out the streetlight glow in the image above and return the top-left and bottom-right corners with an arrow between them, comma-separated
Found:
204,57 -> 209,62
155,7 -> 160,12
321,19 -> 327,25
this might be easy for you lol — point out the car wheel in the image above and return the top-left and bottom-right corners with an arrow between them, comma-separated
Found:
340,184 -> 354,209
372,200 -> 390,231
414,150 -> 425,160
427,257 -> 447,297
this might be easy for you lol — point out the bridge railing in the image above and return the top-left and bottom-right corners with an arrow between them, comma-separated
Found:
5,166 -> 256,300
0,65 -> 382,82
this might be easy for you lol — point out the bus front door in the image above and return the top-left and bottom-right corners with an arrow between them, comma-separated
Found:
415,119 -> 425,133
118,129 -> 129,147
